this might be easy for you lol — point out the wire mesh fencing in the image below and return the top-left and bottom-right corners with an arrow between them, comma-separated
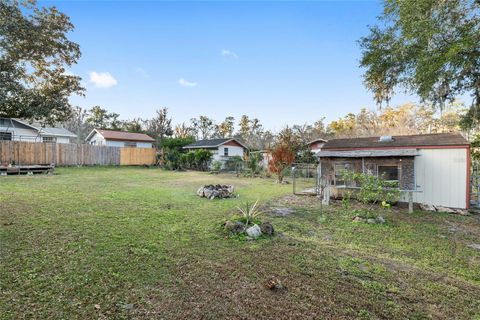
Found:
290,163 -> 319,195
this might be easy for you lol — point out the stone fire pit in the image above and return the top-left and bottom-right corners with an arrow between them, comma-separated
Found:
197,184 -> 235,200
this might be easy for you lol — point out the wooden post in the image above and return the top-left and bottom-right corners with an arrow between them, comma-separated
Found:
292,167 -> 296,194
323,186 -> 330,205
408,191 -> 413,213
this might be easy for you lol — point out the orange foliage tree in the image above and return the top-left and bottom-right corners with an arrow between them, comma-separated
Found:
268,143 -> 296,183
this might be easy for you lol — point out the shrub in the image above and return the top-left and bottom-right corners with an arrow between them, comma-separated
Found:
224,155 -> 243,172
161,136 -> 195,150
183,151 -> 196,168
246,152 -> 263,175
164,149 -> 181,170
162,137 -> 195,170
268,143 -> 295,183
341,170 -> 401,213
193,149 -> 212,171
236,200 -> 262,226
210,160 -> 222,172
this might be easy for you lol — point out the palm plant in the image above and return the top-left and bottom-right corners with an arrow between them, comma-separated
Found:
236,200 -> 262,226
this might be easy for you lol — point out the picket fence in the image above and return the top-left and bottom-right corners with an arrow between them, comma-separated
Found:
0,141 -> 156,166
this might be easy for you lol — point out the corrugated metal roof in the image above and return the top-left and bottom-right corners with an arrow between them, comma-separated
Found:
316,149 -> 419,158
322,133 -> 468,150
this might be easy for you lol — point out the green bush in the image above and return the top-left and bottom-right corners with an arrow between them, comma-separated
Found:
341,170 -> 400,213
210,160 -> 222,172
224,155 -> 243,172
161,136 -> 195,150
164,149 -> 182,170
193,149 -> 212,171
162,137 -> 195,170
246,152 -> 263,175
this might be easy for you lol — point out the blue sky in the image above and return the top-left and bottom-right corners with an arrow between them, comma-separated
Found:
44,0 -> 415,130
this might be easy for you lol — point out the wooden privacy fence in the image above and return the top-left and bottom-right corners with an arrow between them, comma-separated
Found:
0,141 -> 157,166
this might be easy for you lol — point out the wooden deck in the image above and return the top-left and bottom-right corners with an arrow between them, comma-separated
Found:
0,165 -> 54,176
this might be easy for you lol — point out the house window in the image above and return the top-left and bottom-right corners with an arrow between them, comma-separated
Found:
124,141 -> 137,148
224,147 -> 229,156
378,165 -> 399,181
334,163 -> 354,186
0,132 -> 12,141
42,136 -> 55,143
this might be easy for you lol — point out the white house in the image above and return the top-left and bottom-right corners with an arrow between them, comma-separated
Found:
85,129 -> 155,148
315,133 -> 470,209
183,138 -> 247,164
0,118 -> 77,143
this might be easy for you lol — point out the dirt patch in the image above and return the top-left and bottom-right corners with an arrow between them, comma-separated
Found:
265,207 -> 295,217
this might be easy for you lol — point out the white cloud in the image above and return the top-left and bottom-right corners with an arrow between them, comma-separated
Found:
221,49 -> 238,59
89,71 -> 118,88
178,78 -> 197,87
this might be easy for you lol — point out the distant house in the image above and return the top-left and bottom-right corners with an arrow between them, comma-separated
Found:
307,138 -> 327,154
183,138 -> 247,163
316,133 -> 470,209
85,129 -> 155,148
0,118 -> 77,143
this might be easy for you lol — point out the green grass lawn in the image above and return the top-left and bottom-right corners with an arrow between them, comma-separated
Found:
1,167 -> 480,319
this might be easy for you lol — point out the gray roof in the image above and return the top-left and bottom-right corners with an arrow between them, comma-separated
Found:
38,127 -> 77,137
322,133 -> 468,150
316,149 -> 419,158
3,118 -> 77,137
183,138 -> 247,149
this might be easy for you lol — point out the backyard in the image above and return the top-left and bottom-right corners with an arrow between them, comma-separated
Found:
1,167 -> 480,319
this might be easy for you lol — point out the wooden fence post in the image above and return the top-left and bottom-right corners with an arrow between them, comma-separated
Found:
408,191 -> 413,213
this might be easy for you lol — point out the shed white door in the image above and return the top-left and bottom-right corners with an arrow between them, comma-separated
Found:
412,148 -> 468,209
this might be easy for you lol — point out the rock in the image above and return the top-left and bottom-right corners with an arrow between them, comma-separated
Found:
203,188 -> 214,199
367,218 -> 377,224
260,222 -> 275,236
419,203 -> 436,211
224,220 -> 235,231
455,209 -> 470,216
467,243 -> 480,250
231,221 -> 245,234
435,206 -> 456,214
352,216 -> 363,222
265,277 -> 285,291
375,216 -> 386,224
197,184 -> 235,199
246,224 -> 262,238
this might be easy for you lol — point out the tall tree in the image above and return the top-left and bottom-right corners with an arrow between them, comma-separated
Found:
62,106 -> 90,143
174,122 -> 193,139
0,0 -> 84,123
86,106 -> 111,129
122,118 -> 145,133
360,0 -> 480,125
238,115 -> 250,139
146,108 -> 173,146
191,115 -> 215,140
215,116 -> 235,138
